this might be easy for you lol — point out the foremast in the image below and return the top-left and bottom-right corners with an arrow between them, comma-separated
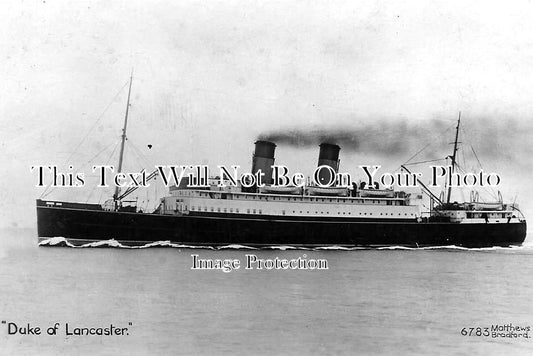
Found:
113,71 -> 133,210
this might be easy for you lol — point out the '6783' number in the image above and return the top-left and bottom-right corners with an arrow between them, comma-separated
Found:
461,327 -> 489,336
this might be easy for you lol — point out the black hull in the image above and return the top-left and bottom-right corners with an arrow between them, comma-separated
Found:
36,200 -> 527,248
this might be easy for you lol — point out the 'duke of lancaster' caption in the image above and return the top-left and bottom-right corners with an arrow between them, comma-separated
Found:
36,75 -> 527,248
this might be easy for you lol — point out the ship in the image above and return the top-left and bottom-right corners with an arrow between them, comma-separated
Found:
36,76 -> 527,248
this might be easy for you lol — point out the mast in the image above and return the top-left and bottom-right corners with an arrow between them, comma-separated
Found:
113,71 -> 133,210
446,112 -> 461,204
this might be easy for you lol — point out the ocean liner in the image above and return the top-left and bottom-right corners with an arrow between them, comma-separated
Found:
36,77 -> 527,248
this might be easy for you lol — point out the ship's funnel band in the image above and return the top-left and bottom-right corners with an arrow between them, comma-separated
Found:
318,143 -> 341,162
252,140 -> 276,185
317,143 -> 340,185
253,140 -> 276,159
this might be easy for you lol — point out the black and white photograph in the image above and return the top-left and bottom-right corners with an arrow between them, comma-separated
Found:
1,0 -> 532,354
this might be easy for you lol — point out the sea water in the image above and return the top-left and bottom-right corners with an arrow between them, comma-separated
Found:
1,228 -> 532,355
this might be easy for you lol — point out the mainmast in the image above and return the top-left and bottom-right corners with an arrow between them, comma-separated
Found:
113,71 -> 133,210
446,112 -> 461,204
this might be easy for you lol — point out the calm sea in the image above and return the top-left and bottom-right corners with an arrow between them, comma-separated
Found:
1,228 -> 532,355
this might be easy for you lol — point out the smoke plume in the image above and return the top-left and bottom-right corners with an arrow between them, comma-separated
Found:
257,117 -> 533,166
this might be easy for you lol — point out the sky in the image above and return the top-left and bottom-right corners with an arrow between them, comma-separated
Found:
1,0 -> 533,228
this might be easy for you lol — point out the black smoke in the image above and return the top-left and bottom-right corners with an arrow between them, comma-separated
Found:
257,117 -> 533,166
258,118 -> 451,156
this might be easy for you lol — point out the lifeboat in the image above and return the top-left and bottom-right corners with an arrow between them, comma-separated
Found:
359,188 -> 395,198
259,185 -> 302,195
469,191 -> 504,210
471,202 -> 504,211
307,186 -> 349,197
